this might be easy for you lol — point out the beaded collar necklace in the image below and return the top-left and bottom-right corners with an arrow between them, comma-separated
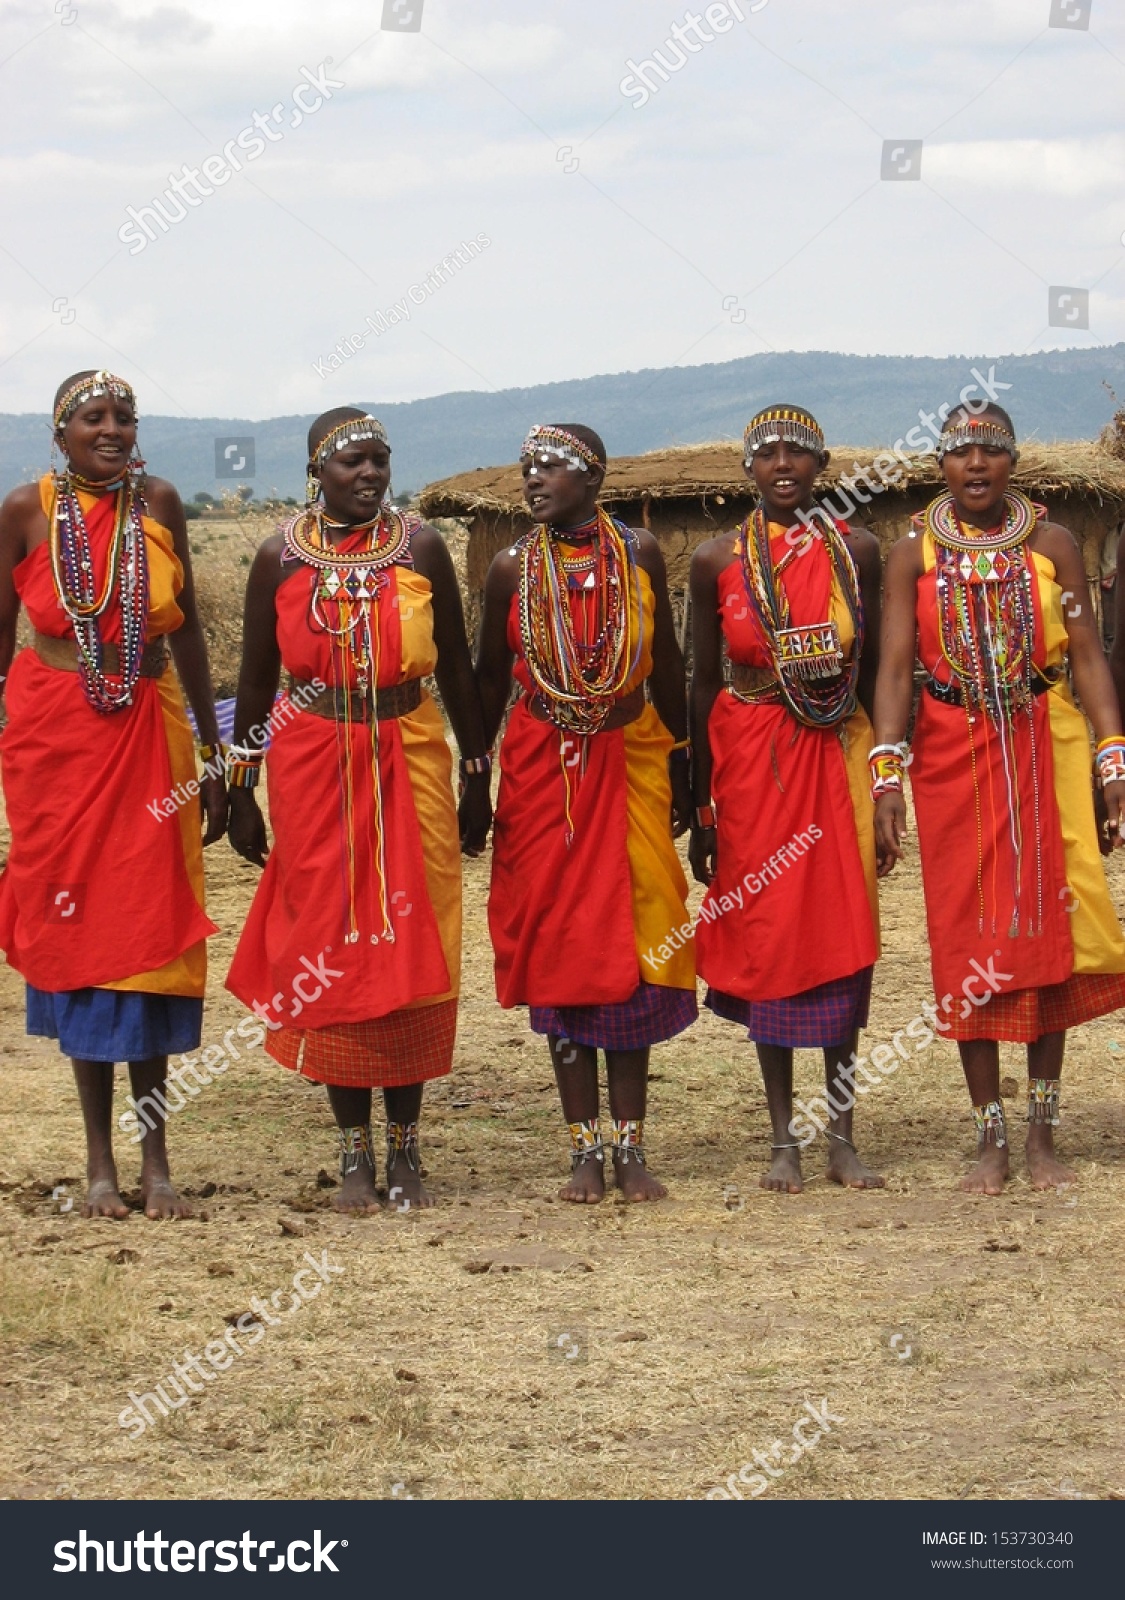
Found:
923,489 -> 1039,554
283,506 -> 411,571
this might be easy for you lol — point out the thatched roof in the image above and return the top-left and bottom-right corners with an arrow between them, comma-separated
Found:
419,438 -> 1125,520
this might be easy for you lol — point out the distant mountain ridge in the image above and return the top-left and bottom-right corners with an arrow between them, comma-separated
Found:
2,345 -> 1121,502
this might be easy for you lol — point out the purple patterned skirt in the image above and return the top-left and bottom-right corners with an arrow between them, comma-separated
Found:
529,980 -> 697,1051
706,967 -> 873,1048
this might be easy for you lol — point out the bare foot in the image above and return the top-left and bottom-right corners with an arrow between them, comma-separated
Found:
826,1140 -> 885,1190
386,1152 -> 434,1212
612,1151 -> 667,1202
83,1174 -> 130,1220
1026,1125 -> 1076,1190
140,1173 -> 193,1220
761,1146 -> 804,1194
960,1142 -> 1010,1195
333,1165 -> 383,1214
559,1153 -> 605,1204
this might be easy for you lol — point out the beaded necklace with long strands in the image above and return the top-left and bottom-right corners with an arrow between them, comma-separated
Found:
518,507 -> 642,845
925,488 -> 1046,937
736,505 -> 863,728
283,504 -> 414,945
48,464 -> 150,714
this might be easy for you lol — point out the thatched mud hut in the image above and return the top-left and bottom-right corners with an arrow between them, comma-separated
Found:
419,438 -> 1125,641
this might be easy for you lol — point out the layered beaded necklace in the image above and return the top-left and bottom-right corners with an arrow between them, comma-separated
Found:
924,487 -> 1045,938
518,508 -> 642,737
737,506 -> 862,729
48,467 -> 150,715
283,505 -> 415,945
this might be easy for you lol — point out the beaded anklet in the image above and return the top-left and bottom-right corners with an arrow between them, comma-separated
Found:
338,1123 -> 375,1180
1027,1078 -> 1061,1127
972,1100 -> 1008,1150
611,1118 -> 646,1166
567,1119 -> 604,1170
387,1120 -> 421,1174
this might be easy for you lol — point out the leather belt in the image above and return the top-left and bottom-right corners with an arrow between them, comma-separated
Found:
527,683 -> 646,731
925,667 -> 1061,707
287,675 -> 423,722
33,631 -> 168,678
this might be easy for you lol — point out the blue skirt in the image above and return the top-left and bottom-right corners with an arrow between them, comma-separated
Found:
706,967 -> 873,1048
26,985 -> 203,1063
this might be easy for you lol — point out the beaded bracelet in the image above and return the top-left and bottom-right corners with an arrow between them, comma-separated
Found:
695,804 -> 716,829
227,761 -> 262,790
1095,744 -> 1125,788
229,743 -> 265,764
198,741 -> 227,765
459,754 -> 491,779
869,742 -> 907,800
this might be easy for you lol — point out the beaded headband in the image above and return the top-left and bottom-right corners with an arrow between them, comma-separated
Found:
937,418 -> 1019,462
743,406 -> 825,464
53,371 -> 137,432
520,424 -> 602,474
312,415 -> 389,467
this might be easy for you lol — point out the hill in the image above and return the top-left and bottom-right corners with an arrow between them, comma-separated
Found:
2,344 -> 1122,502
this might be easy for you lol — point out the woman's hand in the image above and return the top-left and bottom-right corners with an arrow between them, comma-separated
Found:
459,775 -> 493,857
874,791 -> 907,877
688,822 -> 717,886
228,790 -> 269,868
1101,778 -> 1125,852
199,771 -> 227,846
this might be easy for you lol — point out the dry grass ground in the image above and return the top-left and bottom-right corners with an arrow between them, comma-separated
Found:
2,788 -> 1125,1503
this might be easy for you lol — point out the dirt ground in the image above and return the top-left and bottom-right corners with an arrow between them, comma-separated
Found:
2,773 -> 1124,1503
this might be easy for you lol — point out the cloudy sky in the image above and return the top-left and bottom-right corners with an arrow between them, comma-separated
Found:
0,0 -> 1121,421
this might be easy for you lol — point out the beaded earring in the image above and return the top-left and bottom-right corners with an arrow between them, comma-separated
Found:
305,466 -> 320,508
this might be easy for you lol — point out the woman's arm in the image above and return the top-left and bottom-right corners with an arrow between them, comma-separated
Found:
147,479 -> 225,845
852,527 -> 883,723
687,539 -> 725,884
475,549 -> 519,751
227,536 -> 285,868
1045,523 -> 1125,849
871,535 -> 922,876
411,524 -> 491,855
635,531 -> 690,836
0,488 -> 33,707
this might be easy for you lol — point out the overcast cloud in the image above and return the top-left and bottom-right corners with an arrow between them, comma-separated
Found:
0,0 -> 1121,421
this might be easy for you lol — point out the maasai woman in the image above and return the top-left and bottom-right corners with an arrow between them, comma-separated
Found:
474,424 -> 695,1203
0,370 -> 224,1219
689,405 -> 884,1193
875,402 -> 1125,1194
226,408 -> 490,1212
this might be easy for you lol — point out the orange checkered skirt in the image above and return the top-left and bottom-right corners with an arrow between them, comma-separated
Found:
265,997 -> 457,1087
942,972 -> 1125,1043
